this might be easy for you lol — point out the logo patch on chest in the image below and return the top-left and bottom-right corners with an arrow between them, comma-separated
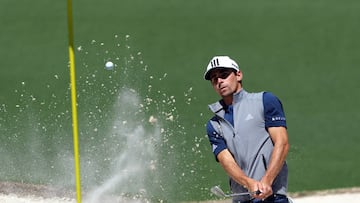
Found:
245,114 -> 254,121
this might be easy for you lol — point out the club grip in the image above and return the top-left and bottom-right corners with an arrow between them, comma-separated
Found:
254,190 -> 261,195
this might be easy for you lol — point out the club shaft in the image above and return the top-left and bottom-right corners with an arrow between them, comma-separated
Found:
229,190 -> 260,197
228,192 -> 251,197
211,185 -> 260,198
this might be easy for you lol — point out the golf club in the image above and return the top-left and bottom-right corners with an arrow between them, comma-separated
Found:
210,185 -> 261,198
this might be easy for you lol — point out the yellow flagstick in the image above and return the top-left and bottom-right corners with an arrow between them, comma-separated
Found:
66,0 -> 82,202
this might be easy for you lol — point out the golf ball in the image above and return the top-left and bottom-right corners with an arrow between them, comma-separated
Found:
105,61 -> 114,70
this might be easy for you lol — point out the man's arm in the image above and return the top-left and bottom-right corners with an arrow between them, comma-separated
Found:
217,149 -> 261,194
261,92 -> 290,197
261,126 -> 290,194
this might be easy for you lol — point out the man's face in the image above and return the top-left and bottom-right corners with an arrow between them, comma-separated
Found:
209,68 -> 242,99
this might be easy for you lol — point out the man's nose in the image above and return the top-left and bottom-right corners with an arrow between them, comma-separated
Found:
217,78 -> 224,87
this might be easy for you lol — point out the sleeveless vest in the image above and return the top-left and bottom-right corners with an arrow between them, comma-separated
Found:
208,90 -> 287,201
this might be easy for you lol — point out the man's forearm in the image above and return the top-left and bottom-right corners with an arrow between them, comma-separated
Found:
217,149 -> 252,188
262,127 -> 290,185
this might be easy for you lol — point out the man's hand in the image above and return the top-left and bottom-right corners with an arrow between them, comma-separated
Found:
256,181 -> 273,200
247,180 -> 272,200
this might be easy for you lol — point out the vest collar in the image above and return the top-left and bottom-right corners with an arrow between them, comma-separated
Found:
233,89 -> 247,103
208,89 -> 247,113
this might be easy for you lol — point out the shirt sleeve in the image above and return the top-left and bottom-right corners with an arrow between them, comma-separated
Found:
206,119 -> 227,161
263,92 -> 287,128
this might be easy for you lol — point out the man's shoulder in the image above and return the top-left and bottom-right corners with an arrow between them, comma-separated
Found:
242,90 -> 264,100
208,115 -> 220,123
244,91 -> 282,102
263,91 -> 282,104
206,116 -> 220,131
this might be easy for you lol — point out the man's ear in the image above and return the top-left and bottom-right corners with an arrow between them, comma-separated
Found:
236,71 -> 243,82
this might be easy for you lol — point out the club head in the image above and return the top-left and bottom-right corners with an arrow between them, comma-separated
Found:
210,185 -> 227,198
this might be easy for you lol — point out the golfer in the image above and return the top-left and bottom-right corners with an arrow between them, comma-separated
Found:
204,56 -> 290,203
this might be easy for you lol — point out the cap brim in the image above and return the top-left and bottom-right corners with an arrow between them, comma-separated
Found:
204,67 -> 237,80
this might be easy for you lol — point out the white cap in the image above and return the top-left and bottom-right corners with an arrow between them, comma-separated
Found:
204,56 -> 240,80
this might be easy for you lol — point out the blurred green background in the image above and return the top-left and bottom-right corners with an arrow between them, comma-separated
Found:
1,0 -> 360,202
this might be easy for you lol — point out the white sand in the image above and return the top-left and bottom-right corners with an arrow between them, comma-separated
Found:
292,192 -> 360,203
0,194 -> 75,203
1,187 -> 360,203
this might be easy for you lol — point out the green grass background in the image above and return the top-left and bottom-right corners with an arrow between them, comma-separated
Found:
1,0 -> 360,202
